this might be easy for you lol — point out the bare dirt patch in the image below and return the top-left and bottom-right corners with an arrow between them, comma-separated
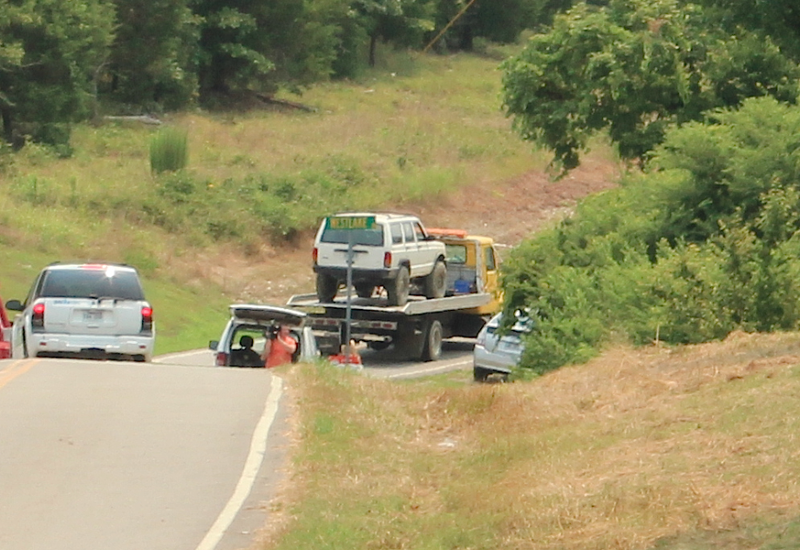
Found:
196,157 -> 621,304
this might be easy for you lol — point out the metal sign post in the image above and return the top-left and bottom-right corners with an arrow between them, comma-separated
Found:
325,216 -> 376,366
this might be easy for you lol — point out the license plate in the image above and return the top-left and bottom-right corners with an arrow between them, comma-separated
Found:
83,310 -> 103,323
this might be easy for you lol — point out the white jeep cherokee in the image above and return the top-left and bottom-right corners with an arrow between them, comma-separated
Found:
6,263 -> 155,362
312,213 -> 447,306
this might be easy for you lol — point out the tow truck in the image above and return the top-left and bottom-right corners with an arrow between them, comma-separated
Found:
287,229 -> 502,361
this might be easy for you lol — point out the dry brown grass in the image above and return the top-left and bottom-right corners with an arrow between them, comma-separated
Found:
272,332 -> 800,549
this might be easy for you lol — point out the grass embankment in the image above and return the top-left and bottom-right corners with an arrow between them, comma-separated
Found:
0,47 -> 544,353
271,333 -> 800,550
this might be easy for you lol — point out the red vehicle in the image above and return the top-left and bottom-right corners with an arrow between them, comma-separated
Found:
0,296 -> 11,359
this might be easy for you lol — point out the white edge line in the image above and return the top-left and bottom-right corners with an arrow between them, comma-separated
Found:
194,375 -> 284,550
386,358 -> 472,379
153,349 -> 211,363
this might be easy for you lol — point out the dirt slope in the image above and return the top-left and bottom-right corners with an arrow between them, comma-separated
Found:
199,156 -> 621,304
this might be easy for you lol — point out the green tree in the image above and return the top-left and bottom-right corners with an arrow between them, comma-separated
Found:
694,0 -> 800,61
193,0 -> 341,98
352,0 -> 435,66
0,0 -> 115,148
500,0 -> 800,174
107,0 -> 199,110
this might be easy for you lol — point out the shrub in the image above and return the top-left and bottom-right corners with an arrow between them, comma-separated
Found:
150,126 -> 188,173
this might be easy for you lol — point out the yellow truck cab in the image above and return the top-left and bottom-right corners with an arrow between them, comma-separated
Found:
428,229 -> 502,316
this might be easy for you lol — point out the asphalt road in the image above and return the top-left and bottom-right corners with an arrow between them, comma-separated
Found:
0,356 -> 289,550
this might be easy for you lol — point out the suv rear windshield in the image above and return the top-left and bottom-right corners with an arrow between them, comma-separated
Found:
39,269 -> 145,301
320,224 -> 385,246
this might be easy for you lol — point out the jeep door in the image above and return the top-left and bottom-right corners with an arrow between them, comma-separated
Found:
401,222 -> 424,277
412,221 -> 437,276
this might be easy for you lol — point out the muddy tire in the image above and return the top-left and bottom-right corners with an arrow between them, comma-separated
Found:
424,260 -> 447,299
355,283 -> 375,298
316,273 -> 338,302
387,266 -> 410,306
421,319 -> 443,362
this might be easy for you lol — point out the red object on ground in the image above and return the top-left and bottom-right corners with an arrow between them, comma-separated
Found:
328,353 -> 362,366
0,296 -> 11,359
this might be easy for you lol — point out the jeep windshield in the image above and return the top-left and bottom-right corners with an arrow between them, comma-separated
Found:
39,269 -> 145,300
320,224 -> 384,246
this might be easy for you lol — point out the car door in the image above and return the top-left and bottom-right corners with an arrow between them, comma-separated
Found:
38,268 -> 147,338
401,221 -> 421,276
412,221 -> 436,276
316,217 -> 385,271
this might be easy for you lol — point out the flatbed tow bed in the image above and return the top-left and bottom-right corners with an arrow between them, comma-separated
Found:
286,292 -> 493,361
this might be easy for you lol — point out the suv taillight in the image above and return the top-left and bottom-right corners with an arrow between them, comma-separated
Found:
141,306 -> 153,333
383,251 -> 392,269
312,247 -> 319,265
215,351 -> 228,366
32,302 -> 45,330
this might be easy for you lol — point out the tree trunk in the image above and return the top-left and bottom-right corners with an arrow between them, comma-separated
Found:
369,34 -> 377,67
1,107 -> 12,144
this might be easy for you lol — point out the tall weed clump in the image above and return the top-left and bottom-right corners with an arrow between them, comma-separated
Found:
503,97 -> 800,375
150,126 -> 188,173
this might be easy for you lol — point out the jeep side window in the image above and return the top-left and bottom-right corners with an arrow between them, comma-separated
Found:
413,222 -> 426,242
402,222 -> 415,243
391,223 -> 403,244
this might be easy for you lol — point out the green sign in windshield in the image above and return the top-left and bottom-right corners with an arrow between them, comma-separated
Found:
326,216 -> 376,230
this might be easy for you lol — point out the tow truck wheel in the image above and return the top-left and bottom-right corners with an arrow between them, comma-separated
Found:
316,274 -> 338,302
421,319 -> 443,362
425,260 -> 447,299
387,266 -> 410,306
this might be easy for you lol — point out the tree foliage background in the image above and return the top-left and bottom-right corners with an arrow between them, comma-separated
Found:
501,0 -> 800,175
0,0 -> 546,148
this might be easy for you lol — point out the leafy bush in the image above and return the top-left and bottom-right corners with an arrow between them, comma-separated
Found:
504,97 -> 800,374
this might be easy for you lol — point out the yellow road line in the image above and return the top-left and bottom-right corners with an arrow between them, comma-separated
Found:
0,359 -> 40,390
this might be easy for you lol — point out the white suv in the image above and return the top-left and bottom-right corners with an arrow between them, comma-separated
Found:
312,213 -> 447,306
6,263 -> 155,362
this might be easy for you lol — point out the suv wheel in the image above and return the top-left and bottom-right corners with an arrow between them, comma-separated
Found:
316,273 -> 338,302
424,260 -> 447,299
387,266 -> 410,306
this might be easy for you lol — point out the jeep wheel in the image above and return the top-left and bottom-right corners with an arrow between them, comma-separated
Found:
355,283 -> 375,298
424,260 -> 447,299
316,273 -> 339,302
387,266 -> 410,306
